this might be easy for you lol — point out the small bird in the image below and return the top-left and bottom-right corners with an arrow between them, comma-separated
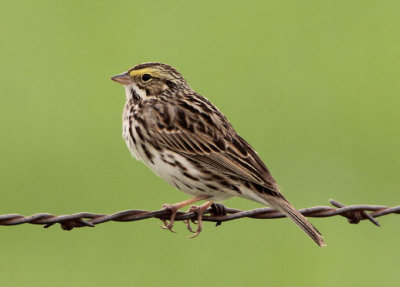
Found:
111,63 -> 325,246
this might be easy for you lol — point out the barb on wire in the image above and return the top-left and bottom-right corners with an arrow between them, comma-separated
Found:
0,199 -> 399,231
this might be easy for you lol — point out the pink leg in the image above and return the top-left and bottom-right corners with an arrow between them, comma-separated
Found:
188,201 -> 214,238
160,195 -> 211,232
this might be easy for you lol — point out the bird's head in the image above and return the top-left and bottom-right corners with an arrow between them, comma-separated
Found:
111,62 -> 186,100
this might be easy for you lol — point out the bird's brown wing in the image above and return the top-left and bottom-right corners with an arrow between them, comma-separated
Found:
142,99 -> 280,192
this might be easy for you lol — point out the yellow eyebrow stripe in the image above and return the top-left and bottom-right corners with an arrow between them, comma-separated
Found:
129,68 -> 155,77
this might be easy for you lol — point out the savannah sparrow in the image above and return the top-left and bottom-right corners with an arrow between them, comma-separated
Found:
111,63 -> 325,246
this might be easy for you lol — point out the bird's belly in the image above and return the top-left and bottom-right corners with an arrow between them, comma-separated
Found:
123,122 -> 241,201
148,151 -> 240,201
129,144 -> 239,201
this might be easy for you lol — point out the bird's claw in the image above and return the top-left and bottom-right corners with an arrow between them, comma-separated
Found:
160,204 -> 178,233
184,219 -> 195,233
188,231 -> 202,238
187,205 -> 204,238
159,199 -> 212,237
159,219 -> 176,233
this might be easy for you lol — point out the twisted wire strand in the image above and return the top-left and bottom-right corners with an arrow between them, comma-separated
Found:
0,199 -> 398,231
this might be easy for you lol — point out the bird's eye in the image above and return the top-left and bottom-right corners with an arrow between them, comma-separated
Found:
141,74 -> 152,82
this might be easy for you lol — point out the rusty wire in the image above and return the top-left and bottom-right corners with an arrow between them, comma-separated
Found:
0,199 -> 399,231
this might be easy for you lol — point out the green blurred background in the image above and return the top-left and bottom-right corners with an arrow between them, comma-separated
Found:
1,1 -> 399,286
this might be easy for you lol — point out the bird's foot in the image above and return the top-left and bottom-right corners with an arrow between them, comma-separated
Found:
187,201 -> 213,238
160,203 -> 178,233
159,196 -> 213,234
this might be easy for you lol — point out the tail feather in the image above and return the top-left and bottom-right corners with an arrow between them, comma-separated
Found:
266,196 -> 326,247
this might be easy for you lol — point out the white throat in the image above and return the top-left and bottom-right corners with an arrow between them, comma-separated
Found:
124,83 -> 146,101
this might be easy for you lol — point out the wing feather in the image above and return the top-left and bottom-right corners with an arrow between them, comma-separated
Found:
142,99 -> 279,192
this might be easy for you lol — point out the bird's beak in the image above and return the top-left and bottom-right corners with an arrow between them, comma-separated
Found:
111,72 -> 132,85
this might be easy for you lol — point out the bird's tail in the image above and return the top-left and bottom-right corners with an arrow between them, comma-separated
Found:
262,195 -> 326,247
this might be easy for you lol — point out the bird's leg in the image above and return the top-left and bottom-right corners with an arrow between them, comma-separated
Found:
184,203 -> 225,233
183,219 -> 195,233
182,203 -> 224,233
187,201 -> 214,238
160,195 -> 211,232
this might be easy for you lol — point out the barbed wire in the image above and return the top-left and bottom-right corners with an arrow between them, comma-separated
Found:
0,199 -> 399,231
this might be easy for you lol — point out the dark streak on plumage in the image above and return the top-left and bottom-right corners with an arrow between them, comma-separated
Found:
213,137 -> 226,150
130,88 -> 141,102
182,172 -> 198,181
219,180 -> 231,188
166,125 -> 175,131
157,122 -> 166,129
198,141 -> 211,153
226,152 -> 265,183
153,143 -> 162,151
231,185 -> 242,194
135,126 -> 145,141
208,142 -> 219,152
171,180 -> 180,189
182,183 -> 193,190
181,134 -> 201,152
165,80 -> 176,90
210,174 -> 224,181
232,138 -> 248,156
176,109 -> 187,129
200,112 -> 214,127
252,182 -> 282,198
179,101 -> 200,114
197,121 -> 206,133
165,161 -> 176,167
128,119 -> 137,145
141,143 -> 154,164
174,160 -> 187,171
206,184 -> 218,190
180,139 -> 193,152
